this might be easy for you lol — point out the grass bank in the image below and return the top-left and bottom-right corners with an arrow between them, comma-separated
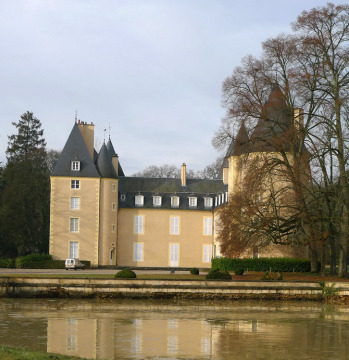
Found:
0,345 -> 92,360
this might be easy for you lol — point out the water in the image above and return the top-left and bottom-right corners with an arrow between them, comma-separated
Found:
0,298 -> 349,359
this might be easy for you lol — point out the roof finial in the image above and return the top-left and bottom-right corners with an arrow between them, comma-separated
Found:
75,109 -> 78,124
103,128 -> 107,143
109,122 -> 111,140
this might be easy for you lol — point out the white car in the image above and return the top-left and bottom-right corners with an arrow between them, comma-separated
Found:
65,258 -> 86,270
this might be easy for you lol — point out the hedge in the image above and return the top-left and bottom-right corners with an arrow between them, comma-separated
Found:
0,255 -> 90,269
212,257 -> 318,273
0,258 -> 15,268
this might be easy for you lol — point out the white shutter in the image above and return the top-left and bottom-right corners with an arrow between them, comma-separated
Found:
134,243 -> 143,261
134,216 -> 143,234
170,244 -> 179,267
170,217 -> 179,234
203,245 -> 212,263
204,218 -> 212,235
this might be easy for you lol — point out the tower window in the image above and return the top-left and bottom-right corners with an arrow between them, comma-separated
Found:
71,180 -> 80,189
71,161 -> 80,171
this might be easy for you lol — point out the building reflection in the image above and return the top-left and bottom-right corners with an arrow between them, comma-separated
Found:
0,299 -> 344,360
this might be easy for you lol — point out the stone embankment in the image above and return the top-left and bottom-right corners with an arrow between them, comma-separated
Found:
1,277 -> 349,300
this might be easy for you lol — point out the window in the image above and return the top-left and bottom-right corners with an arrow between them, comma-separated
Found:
121,194 -> 126,201
203,245 -> 212,263
71,180 -> 80,189
204,217 -> 212,235
112,203 -> 116,211
204,197 -> 213,208
189,196 -> 197,208
171,196 -> 179,208
70,218 -> 79,232
170,217 -> 179,235
112,224 -> 116,232
153,195 -> 162,207
134,243 -> 143,261
214,218 -> 222,234
71,161 -> 80,171
70,197 -> 80,210
134,216 -> 144,234
112,183 -> 117,192
69,241 -> 79,258
135,194 -> 144,207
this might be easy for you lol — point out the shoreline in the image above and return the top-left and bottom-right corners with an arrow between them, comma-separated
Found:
1,276 -> 349,302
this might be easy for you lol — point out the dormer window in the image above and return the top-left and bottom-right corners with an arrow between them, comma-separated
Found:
135,194 -> 144,207
189,196 -> 197,208
120,194 -> 126,201
153,195 -> 162,207
171,196 -> 180,208
71,161 -> 80,171
204,197 -> 213,208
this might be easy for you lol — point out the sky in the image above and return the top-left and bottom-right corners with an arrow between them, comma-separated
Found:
0,0 -> 343,175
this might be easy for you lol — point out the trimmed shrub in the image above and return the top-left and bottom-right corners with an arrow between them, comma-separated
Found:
190,267 -> 199,275
234,268 -> 244,276
261,271 -> 283,281
114,268 -> 137,279
212,257 -> 318,273
15,254 -> 53,268
206,269 -> 232,280
0,258 -> 15,268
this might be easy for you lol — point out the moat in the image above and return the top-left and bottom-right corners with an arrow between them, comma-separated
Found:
0,298 -> 349,359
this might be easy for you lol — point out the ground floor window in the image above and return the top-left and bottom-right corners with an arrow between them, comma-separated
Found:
203,245 -> 212,263
169,244 -> 179,267
134,243 -> 143,262
69,241 -> 79,258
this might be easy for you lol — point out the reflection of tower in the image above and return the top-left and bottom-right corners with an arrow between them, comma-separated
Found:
47,318 -> 97,359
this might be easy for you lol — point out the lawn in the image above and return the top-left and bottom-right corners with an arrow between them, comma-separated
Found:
0,345 -> 91,360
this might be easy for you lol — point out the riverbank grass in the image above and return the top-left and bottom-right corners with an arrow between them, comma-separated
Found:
0,345 -> 93,360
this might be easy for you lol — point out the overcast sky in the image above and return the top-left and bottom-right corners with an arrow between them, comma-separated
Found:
0,0 -> 343,174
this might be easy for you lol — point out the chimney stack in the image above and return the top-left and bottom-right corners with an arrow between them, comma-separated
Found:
181,163 -> 187,187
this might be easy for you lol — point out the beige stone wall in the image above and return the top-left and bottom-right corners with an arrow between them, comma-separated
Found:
49,176 -> 100,266
98,179 -> 118,265
117,208 -> 214,268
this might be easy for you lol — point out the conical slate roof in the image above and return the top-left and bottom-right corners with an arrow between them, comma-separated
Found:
250,84 -> 293,152
96,143 -> 118,179
222,121 -> 250,167
52,124 -> 100,177
106,138 -> 125,176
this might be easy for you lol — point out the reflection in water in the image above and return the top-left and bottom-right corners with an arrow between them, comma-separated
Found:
0,298 -> 349,359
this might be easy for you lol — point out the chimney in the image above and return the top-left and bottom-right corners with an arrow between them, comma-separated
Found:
112,154 -> 119,176
181,163 -> 187,187
294,108 -> 304,131
77,122 -> 95,160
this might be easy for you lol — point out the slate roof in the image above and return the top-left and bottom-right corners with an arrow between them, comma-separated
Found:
96,143 -> 117,178
106,139 -> 125,176
51,124 -> 100,177
52,124 -> 124,179
249,84 -> 293,152
119,177 -> 227,210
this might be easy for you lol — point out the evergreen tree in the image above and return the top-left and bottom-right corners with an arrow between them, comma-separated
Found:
1,112 -> 50,256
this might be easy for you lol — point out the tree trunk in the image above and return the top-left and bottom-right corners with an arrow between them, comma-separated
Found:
329,235 -> 337,275
309,243 -> 318,273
